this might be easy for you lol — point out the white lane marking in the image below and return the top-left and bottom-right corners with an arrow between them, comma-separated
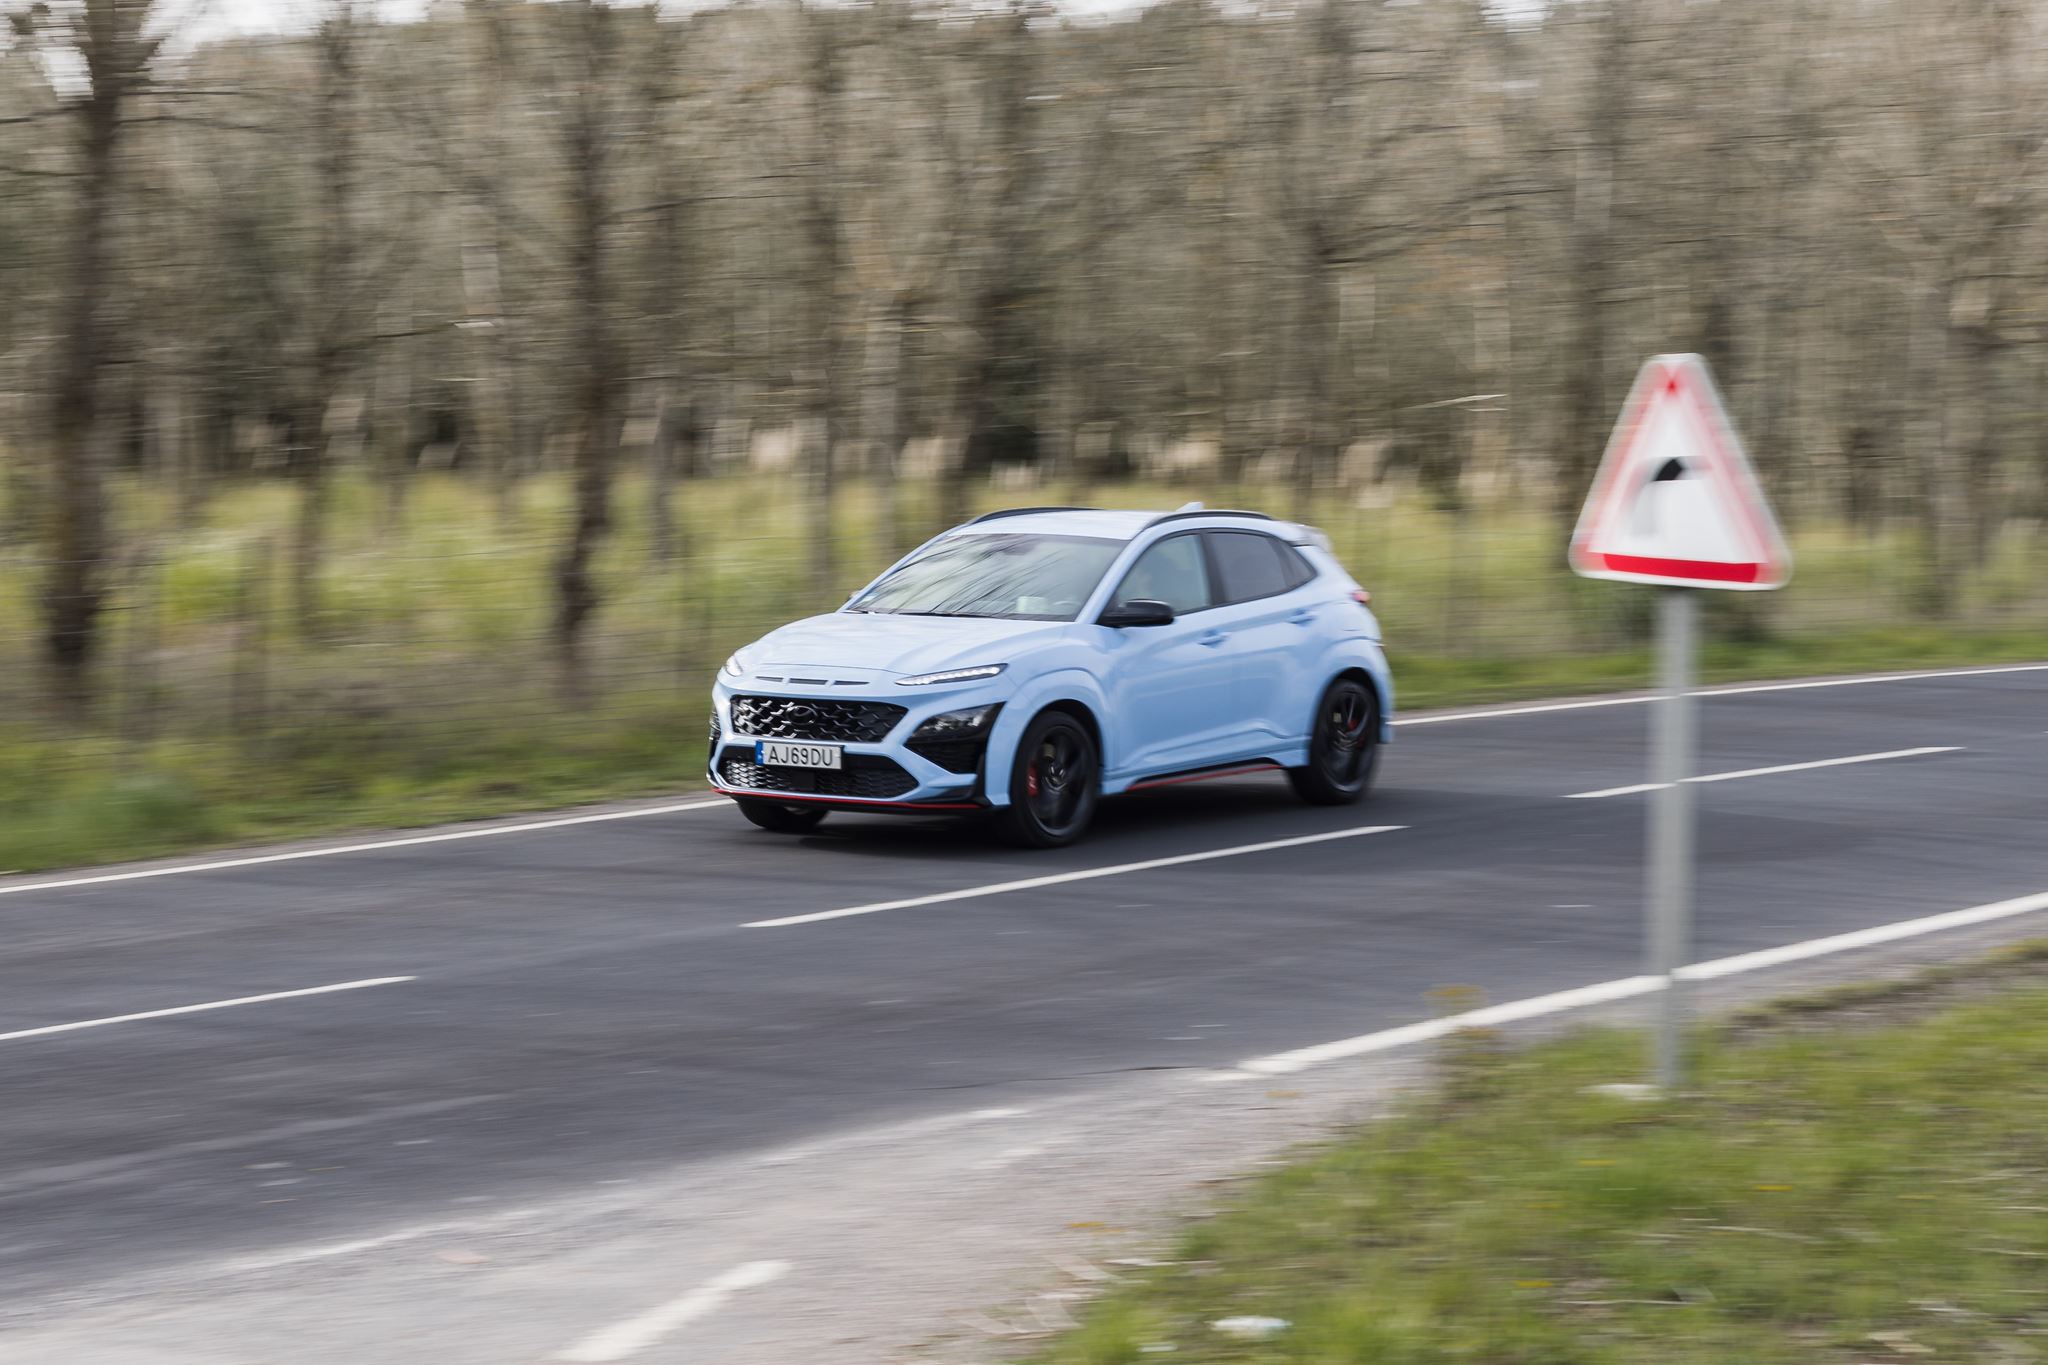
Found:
1241,977 -> 1663,1075
556,1260 -> 793,1362
1564,746 -> 1963,799
1238,887 -> 2048,1075
1680,888 -> 2048,980
217,1206 -> 542,1276
745,825 -> 1407,928
0,800 -> 728,899
1397,662 -> 2048,728
0,976 -> 414,1044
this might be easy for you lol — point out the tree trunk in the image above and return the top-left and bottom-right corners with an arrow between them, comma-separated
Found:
943,5 -> 1034,530
797,1 -> 848,603
378,300 -> 413,537
1293,253 -> 1341,524
864,294 -> 910,561
292,7 -> 357,638
44,73 -> 124,715
464,0 -> 522,530
1555,1 -> 1626,525
552,0 -> 618,702
648,392 -> 679,565
290,395 -> 330,638
1938,281 -> 1999,595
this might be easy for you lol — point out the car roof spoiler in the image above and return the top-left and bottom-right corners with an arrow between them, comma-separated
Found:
1142,508 -> 1276,530
966,506 -> 1102,524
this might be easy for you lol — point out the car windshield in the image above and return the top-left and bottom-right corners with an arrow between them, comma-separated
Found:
849,533 -> 1125,621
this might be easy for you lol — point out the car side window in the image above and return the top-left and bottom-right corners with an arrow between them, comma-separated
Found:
1111,534 -> 1212,615
1278,542 -> 1318,590
1207,531 -> 1293,605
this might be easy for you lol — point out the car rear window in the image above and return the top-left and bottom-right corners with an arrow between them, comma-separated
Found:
1207,531 -> 1294,604
1278,542 -> 1318,590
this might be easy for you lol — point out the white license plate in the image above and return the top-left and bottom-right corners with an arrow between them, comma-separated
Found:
756,740 -> 843,770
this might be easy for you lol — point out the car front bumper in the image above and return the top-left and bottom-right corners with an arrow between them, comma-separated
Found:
707,677 -> 1012,813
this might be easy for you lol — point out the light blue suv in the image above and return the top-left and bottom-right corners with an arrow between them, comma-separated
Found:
709,506 -> 1393,846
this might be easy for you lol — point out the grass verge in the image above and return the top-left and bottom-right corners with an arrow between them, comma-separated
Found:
1035,966 -> 2048,1365
0,706 -> 707,876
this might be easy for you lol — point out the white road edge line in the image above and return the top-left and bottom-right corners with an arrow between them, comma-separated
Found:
1237,887 -> 2048,1076
555,1260 -> 793,1363
745,825 -> 1407,928
1396,662 -> 2048,727
0,800 -> 728,898
0,977 -> 415,1044
1564,746 -> 1963,800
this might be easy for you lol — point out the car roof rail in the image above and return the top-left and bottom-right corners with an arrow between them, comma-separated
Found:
966,505 -> 1100,524
1142,508 -> 1276,530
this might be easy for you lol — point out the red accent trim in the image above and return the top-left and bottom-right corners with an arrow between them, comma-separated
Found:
1127,763 -> 1282,792
1592,553 -> 1763,584
710,783 -> 981,812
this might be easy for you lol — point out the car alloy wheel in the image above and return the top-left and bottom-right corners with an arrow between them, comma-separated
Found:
999,710 -> 1100,847
1288,676 -> 1380,805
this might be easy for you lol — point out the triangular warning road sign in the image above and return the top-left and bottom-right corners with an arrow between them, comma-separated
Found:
1570,354 -> 1790,591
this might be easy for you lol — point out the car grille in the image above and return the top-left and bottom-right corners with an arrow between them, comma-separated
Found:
728,695 -> 906,744
717,749 -> 917,800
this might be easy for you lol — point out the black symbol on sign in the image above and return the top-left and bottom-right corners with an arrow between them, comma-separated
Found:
1632,457 -> 1688,536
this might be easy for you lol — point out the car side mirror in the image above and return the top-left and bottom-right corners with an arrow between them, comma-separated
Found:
1099,599 -> 1176,628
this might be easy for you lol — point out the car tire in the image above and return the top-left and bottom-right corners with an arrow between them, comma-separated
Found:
735,798 -> 829,834
1288,676 -> 1380,805
995,709 -> 1101,848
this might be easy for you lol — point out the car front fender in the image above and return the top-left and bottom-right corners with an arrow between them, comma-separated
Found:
981,668 -> 1114,808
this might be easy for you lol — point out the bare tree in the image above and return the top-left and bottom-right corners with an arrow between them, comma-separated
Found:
9,0 -> 169,712
552,0 -> 621,700
458,0 -> 524,528
792,0 -> 850,600
1550,1 -> 1630,525
288,0 -> 362,637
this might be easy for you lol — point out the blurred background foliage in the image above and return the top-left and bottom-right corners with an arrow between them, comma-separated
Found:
1,0 -> 2045,866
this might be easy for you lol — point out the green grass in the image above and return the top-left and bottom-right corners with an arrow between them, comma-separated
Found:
0,705 -> 708,875
1033,983 -> 2048,1364
0,468 -> 2043,873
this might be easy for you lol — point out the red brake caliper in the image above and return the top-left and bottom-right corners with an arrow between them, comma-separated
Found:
1026,763 -> 1041,798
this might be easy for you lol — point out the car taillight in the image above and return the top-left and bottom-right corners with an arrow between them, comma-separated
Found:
1350,589 -> 1372,607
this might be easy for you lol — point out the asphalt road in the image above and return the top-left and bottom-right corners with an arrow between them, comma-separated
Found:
1,664 -> 2044,1338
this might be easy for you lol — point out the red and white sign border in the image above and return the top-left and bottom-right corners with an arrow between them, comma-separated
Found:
1569,353 -> 1791,591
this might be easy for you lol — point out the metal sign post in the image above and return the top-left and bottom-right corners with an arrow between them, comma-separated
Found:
1647,589 -> 1698,1089
1569,354 -> 1790,1092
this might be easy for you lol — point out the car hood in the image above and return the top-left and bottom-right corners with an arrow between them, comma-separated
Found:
743,612 -> 1068,680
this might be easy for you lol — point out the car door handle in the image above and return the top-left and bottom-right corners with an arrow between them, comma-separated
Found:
1199,629 -> 1228,647
1287,608 -> 1316,626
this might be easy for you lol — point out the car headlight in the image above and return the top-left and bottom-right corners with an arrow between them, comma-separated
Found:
895,664 -> 1007,687
910,703 -> 1002,738
721,650 -> 751,679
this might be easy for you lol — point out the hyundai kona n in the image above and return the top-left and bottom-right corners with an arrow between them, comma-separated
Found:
708,506 -> 1393,847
